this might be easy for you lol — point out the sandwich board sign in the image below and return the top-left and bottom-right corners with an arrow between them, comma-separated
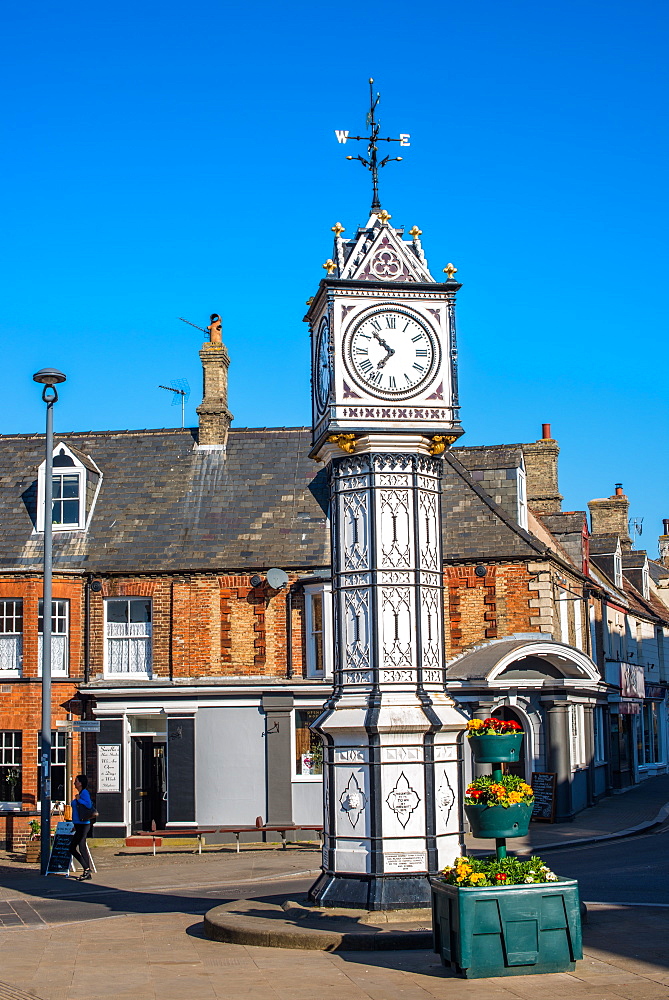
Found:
46,821 -> 74,876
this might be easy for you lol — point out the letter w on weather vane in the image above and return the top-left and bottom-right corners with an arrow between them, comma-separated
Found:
334,78 -> 411,215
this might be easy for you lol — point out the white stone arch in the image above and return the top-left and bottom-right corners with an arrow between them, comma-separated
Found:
486,641 -> 600,684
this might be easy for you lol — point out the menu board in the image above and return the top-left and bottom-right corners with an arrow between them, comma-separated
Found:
531,772 -> 557,823
46,821 -> 74,876
98,744 -> 121,792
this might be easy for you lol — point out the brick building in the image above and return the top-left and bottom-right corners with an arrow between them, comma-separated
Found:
1,234 -> 667,844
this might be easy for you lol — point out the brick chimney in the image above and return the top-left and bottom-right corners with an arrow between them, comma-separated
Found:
522,423 -> 562,515
659,519 -> 669,567
196,314 -> 233,447
588,484 -> 632,551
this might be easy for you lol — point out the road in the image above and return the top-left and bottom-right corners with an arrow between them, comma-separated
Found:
0,826 -> 668,928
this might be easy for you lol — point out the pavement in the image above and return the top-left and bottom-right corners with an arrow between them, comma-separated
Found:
0,774 -> 666,1000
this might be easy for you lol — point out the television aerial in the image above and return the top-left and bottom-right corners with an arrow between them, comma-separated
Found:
158,379 -> 190,428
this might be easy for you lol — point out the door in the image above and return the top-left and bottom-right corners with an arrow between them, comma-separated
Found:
150,743 -> 167,830
131,737 -> 152,831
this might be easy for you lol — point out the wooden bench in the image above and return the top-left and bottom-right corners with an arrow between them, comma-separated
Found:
130,818 -> 323,855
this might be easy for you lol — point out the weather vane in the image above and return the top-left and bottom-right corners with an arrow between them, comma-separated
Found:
335,78 -> 410,214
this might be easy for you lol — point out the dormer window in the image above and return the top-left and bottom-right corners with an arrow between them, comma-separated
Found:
614,549 -> 623,589
35,444 -> 101,533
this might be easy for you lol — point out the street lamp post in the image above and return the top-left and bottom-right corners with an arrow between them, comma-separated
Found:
32,368 -> 67,875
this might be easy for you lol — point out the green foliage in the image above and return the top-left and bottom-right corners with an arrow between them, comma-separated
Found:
465,774 -> 534,808
440,854 -> 560,887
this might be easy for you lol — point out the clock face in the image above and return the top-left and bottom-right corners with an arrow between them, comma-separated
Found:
344,306 -> 439,399
315,316 -> 331,412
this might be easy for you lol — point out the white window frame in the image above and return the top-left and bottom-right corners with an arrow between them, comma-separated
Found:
0,600 -> 23,676
292,707 -> 324,781
304,583 -> 333,679
558,589 -> 570,644
614,551 -> 623,589
0,730 -> 22,808
516,466 -> 528,531
574,600 -> 584,651
36,730 -> 68,805
38,599 -> 69,676
37,444 -> 86,532
569,703 -> 587,770
104,598 -> 153,678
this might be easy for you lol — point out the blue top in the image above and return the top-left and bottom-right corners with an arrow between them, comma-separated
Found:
72,788 -> 93,824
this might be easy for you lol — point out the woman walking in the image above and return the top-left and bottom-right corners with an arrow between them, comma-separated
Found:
70,774 -> 94,880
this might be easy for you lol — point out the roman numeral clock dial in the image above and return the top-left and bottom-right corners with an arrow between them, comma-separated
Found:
344,307 -> 439,400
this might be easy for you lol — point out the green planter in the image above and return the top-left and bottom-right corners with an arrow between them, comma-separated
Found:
468,733 -> 524,763
465,802 -> 533,839
431,877 -> 582,978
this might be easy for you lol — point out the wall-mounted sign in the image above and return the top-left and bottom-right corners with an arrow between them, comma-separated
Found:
621,663 -> 645,699
97,744 -> 121,793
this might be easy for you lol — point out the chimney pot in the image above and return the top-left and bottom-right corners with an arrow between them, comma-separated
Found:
541,423 -> 551,440
663,519 -> 669,535
614,484 -> 624,497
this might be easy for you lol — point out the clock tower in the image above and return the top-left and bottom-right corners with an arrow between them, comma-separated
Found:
306,95 -> 467,911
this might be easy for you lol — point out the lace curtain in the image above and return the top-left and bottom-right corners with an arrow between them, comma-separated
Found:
107,622 -> 152,675
0,636 -> 21,672
37,635 -> 67,674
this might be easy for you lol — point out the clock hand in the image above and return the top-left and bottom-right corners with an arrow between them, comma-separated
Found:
371,330 -> 396,368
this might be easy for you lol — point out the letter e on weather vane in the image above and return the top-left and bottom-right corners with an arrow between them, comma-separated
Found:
334,79 -> 410,213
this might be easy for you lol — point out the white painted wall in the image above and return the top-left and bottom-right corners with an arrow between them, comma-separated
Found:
195,707 -> 266,825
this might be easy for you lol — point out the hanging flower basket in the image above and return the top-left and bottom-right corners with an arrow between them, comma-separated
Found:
465,801 -> 533,839
464,774 -> 534,838
466,718 -> 524,763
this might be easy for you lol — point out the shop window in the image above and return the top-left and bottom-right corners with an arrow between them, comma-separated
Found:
569,704 -> 587,770
294,708 -> 323,778
36,730 -> 67,803
38,600 -> 69,675
0,600 -> 23,675
638,702 -> 662,766
0,731 -> 22,804
105,598 -> 152,676
593,706 -> 606,764
304,584 -> 333,678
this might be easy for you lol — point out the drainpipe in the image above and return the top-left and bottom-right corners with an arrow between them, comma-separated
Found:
84,574 -> 93,683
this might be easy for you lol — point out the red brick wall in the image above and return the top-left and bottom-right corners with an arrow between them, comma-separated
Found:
87,573 -> 306,680
444,563 -> 541,656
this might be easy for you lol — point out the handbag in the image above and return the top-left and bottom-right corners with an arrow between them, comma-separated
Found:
77,799 -> 98,823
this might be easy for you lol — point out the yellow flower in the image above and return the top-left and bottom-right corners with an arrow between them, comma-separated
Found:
469,872 -> 486,883
467,719 -> 485,731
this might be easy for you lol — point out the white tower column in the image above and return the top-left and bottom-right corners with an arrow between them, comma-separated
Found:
309,435 -> 465,910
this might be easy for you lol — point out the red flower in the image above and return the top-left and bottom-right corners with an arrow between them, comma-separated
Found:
495,873 -> 508,882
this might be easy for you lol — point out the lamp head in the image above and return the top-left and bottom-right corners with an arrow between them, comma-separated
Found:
33,368 -> 67,387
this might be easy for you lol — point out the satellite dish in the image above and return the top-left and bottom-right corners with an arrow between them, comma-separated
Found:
266,568 -> 289,591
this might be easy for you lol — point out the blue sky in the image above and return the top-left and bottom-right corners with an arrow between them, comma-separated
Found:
2,0 -> 667,550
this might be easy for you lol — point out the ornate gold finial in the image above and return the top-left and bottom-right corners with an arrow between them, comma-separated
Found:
409,225 -> 422,240
322,259 -> 337,275
327,433 -> 357,455
376,209 -> 392,225
429,434 -> 457,455
443,263 -> 458,279
331,222 -> 345,236
306,297 -> 314,306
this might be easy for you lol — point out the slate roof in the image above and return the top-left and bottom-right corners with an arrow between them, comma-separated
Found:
454,445 -> 524,471
0,425 -> 555,575
441,452 -> 546,561
0,427 -> 330,574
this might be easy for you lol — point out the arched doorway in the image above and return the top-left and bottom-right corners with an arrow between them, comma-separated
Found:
491,707 -> 526,779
